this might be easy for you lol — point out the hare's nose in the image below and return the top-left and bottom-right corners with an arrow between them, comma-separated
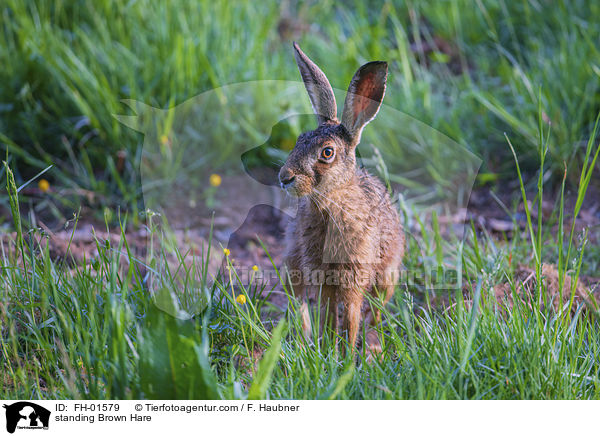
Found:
279,171 -> 295,187
280,174 -> 295,186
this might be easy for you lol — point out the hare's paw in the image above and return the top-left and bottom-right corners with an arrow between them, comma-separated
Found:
365,329 -> 384,362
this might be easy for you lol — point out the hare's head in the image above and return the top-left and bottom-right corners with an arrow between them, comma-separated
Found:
279,42 -> 387,197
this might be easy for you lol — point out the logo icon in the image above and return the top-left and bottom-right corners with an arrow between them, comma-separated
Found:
2,402 -> 50,434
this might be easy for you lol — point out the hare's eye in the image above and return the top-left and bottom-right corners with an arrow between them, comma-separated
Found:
320,146 -> 335,161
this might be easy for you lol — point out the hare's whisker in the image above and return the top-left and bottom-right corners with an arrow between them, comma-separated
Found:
309,193 -> 327,223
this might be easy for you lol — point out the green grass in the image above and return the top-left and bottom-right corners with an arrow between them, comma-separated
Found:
2,0 -> 600,215
1,212 -> 598,399
2,118 -> 599,398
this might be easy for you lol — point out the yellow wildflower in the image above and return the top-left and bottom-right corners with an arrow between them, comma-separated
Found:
209,173 -> 222,187
252,265 -> 259,272
38,179 -> 50,193
223,248 -> 230,257
236,294 -> 246,305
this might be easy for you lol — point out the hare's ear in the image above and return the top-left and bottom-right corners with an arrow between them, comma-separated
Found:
341,61 -> 387,146
293,42 -> 337,125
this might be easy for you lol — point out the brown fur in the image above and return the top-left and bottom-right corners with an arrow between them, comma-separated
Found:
279,43 -> 404,353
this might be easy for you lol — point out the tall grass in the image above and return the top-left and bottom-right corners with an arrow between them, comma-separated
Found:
2,120 -> 599,398
2,0 -> 599,213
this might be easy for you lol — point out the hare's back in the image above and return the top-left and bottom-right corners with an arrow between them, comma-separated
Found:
356,169 -> 395,212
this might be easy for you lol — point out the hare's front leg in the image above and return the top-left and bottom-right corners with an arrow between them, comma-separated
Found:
292,282 -> 311,340
284,257 -> 312,340
319,285 -> 338,339
342,288 -> 364,353
292,285 -> 312,340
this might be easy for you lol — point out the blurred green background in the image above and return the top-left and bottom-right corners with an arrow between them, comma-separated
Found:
1,0 -> 599,216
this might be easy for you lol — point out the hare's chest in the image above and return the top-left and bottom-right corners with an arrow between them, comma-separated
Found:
295,213 -> 328,266
295,203 -> 377,267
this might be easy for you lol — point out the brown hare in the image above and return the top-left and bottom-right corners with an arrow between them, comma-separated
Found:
279,42 -> 404,353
